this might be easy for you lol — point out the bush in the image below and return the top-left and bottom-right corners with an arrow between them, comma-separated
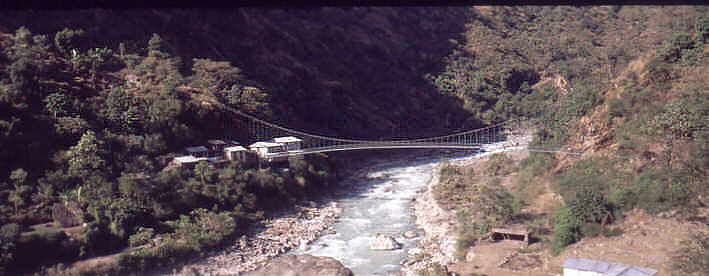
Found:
128,227 -> 155,247
439,162 -> 462,181
518,152 -> 555,177
483,153 -> 515,176
602,227 -> 623,238
551,206 -> 580,255
609,186 -> 637,212
607,98 -> 626,118
580,223 -> 602,238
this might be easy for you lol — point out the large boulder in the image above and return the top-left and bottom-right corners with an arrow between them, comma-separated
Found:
245,254 -> 353,276
369,233 -> 402,251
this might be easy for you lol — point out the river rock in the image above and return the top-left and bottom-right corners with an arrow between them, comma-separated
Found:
403,231 -> 418,239
370,233 -> 402,250
244,254 -> 353,276
465,248 -> 476,262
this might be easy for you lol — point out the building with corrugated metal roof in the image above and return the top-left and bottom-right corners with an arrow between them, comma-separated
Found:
562,257 -> 657,276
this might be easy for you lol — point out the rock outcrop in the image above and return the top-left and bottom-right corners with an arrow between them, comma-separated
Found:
370,233 -> 402,251
245,254 -> 353,276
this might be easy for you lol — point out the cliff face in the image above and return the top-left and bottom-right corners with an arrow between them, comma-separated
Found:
0,8 -> 473,138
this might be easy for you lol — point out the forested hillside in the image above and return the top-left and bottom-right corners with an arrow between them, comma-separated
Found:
0,8 -> 474,138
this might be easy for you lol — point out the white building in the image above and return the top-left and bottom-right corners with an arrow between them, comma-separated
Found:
249,141 -> 287,162
273,136 -> 303,151
173,155 -> 208,168
224,146 -> 248,162
562,258 -> 657,276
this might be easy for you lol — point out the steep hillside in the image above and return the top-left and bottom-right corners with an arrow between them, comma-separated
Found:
0,8 -> 473,138
416,5 -> 708,276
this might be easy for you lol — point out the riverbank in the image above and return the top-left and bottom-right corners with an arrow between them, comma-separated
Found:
401,134 -> 532,275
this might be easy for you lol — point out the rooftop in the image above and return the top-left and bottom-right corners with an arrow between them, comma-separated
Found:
207,139 -> 227,145
174,156 -> 208,163
273,136 -> 302,143
563,258 -> 657,276
225,146 -> 248,151
186,146 -> 208,153
250,141 -> 283,148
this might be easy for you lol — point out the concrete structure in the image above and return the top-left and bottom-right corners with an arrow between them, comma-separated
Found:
224,146 -> 248,162
249,141 -> 287,162
185,146 -> 209,158
562,258 -> 657,276
173,155 -> 208,168
273,136 -> 303,151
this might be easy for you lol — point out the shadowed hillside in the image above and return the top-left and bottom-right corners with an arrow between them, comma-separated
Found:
0,8 -> 473,138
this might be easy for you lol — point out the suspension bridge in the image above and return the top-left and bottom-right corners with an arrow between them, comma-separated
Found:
215,103 -> 581,159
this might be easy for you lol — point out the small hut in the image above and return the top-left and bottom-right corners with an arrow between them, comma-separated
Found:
490,227 -> 530,245
207,139 -> 228,157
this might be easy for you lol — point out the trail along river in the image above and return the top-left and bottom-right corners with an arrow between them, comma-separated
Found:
291,153 -> 477,276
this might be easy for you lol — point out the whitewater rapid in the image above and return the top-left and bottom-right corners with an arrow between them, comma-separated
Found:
291,156 -> 451,275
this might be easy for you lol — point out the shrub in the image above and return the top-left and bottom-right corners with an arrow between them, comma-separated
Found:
602,227 -> 624,238
518,152 -> 555,177
439,162 -> 462,181
166,208 -> 236,251
607,98 -> 626,118
128,227 -> 155,247
483,153 -> 515,176
580,223 -> 602,238
551,206 -> 580,255
609,187 -> 637,211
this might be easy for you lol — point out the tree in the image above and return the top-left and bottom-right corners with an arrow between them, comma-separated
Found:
122,105 -> 143,134
147,33 -> 167,58
191,58 -> 244,91
87,47 -> 113,84
53,28 -> 85,55
0,223 -> 21,273
7,168 -> 31,216
44,92 -> 71,117
194,161 -> 216,186
67,130 -> 106,178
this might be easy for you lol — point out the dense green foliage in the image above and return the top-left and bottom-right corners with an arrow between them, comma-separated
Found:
0,25 -> 338,274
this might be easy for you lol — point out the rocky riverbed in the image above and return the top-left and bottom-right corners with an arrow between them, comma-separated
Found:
175,201 -> 343,275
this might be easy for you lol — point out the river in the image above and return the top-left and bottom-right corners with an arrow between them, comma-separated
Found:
291,152 -> 476,276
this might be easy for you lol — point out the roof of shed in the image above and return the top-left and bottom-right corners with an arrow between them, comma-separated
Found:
273,136 -> 302,143
563,258 -> 657,276
186,146 -> 209,152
